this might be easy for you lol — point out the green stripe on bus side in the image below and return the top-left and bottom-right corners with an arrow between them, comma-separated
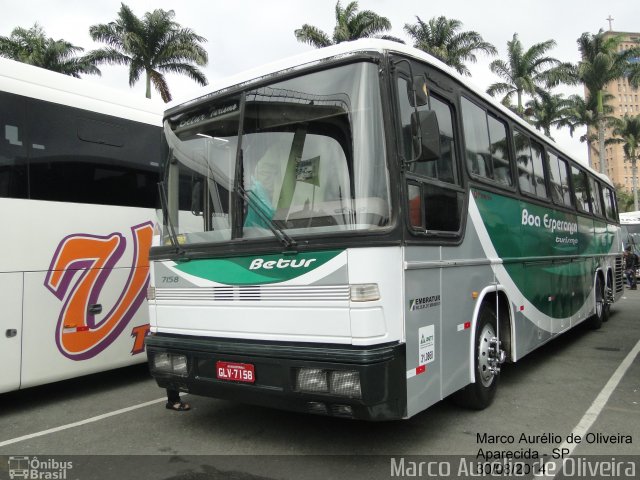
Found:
472,188 -> 614,318
172,250 -> 344,285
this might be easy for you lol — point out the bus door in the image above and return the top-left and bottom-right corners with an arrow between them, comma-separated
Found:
0,92 -> 27,393
0,272 -> 23,393
394,58 -> 466,414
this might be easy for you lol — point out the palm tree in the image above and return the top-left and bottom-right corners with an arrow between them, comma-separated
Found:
615,184 -> 634,212
487,34 -> 573,116
88,3 -> 208,102
294,1 -> 392,48
525,91 -> 571,139
403,16 -> 496,76
576,30 -> 640,173
0,24 -> 100,77
610,115 -> 640,210
556,93 -> 615,159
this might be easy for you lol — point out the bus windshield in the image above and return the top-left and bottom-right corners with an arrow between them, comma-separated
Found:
162,61 -> 390,247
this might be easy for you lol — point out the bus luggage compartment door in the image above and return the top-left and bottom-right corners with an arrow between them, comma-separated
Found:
0,272 -> 23,393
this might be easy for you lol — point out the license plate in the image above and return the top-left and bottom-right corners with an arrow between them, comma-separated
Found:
216,361 -> 255,383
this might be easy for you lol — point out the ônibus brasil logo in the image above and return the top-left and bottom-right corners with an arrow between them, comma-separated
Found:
8,456 -> 73,479
44,222 -> 153,360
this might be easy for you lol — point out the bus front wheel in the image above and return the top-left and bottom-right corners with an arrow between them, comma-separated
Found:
453,306 -> 499,410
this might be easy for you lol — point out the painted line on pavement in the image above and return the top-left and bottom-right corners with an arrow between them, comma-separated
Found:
0,396 -> 168,448
542,336 -> 640,479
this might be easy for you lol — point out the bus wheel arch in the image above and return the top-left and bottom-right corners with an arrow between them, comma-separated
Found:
454,288 -> 511,409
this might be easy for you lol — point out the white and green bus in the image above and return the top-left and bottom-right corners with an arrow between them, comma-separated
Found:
146,39 -> 624,420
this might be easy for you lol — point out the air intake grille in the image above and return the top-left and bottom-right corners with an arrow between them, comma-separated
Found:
155,285 -> 350,302
615,255 -> 624,294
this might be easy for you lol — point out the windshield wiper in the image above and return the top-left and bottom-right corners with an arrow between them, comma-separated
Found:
237,183 -> 297,251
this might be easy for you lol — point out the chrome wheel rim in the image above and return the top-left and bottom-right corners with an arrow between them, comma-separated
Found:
477,322 -> 496,387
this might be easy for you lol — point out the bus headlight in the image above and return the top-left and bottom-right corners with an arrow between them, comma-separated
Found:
330,370 -> 361,398
152,352 -> 171,371
296,368 -> 328,392
151,352 -> 188,376
296,368 -> 362,398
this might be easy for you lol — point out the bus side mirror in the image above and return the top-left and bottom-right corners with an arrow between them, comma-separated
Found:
410,110 -> 441,163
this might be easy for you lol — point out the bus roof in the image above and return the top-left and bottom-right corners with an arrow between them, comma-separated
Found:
168,39 -> 607,184
0,57 -> 162,126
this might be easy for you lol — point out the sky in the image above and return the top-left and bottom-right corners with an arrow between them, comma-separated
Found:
2,0 -> 640,165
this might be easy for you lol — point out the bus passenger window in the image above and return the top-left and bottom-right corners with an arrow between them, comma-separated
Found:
0,92 -> 28,199
461,97 -> 490,178
589,177 -> 604,217
487,116 -> 512,186
461,97 -> 511,186
572,166 -> 591,213
546,152 -> 573,207
514,130 -> 547,198
603,186 -> 617,220
530,141 -> 547,198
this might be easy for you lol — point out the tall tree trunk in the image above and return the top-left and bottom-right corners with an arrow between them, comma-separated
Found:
597,118 -> 606,175
597,90 -> 605,175
633,156 -> 638,211
145,71 -> 151,99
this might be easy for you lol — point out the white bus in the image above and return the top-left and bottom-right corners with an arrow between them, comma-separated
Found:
146,40 -> 623,420
620,210 -> 640,277
0,58 -> 161,393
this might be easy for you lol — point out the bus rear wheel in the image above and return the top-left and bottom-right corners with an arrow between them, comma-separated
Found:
587,275 -> 607,329
453,306 -> 499,410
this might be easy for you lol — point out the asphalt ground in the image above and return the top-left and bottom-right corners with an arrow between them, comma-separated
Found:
0,291 -> 639,480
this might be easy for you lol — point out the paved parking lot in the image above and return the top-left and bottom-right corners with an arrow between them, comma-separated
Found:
1,291 -> 639,479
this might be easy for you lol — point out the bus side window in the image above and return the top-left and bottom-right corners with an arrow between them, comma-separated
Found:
603,186 -> 617,220
26,98 -> 159,208
589,178 -> 604,217
461,96 -> 490,178
514,130 -> 547,198
530,141 -> 547,198
0,92 -> 28,199
547,151 -> 563,204
460,96 -> 512,186
399,81 -> 463,234
571,166 -> 591,214
412,95 -> 457,184
487,115 -> 512,187
555,155 -> 574,207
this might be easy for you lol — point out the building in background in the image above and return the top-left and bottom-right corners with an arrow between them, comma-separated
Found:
589,30 -> 640,191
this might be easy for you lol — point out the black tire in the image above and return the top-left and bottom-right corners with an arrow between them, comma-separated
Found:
602,274 -> 612,322
452,306 -> 499,410
587,275 -> 606,329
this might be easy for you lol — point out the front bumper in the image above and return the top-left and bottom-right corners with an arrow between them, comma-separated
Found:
146,334 -> 407,421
